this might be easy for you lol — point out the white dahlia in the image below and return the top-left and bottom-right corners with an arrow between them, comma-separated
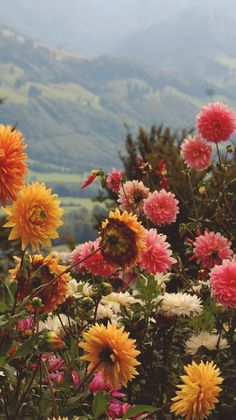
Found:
158,292 -> 203,317
185,331 -> 229,355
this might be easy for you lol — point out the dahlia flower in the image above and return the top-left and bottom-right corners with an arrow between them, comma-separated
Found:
106,168 -> 122,192
100,209 -> 146,269
144,189 -> 179,225
101,291 -> 138,313
4,182 -> 63,250
196,102 -> 236,143
158,292 -> 203,317
140,229 -> 176,274
193,231 -> 232,269
210,258 -> 236,308
70,239 -> 114,276
185,331 -> 228,355
118,180 -> 150,215
11,253 -> 71,313
0,124 -> 28,206
171,361 -> 223,419
80,322 -> 140,387
180,135 -> 212,170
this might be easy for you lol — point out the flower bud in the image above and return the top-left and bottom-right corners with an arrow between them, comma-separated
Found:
199,185 -> 206,195
98,282 -> 113,296
79,297 -> 95,311
32,297 -> 43,308
45,331 -> 63,351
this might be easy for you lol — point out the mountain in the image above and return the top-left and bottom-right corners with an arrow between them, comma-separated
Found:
0,27 -> 235,172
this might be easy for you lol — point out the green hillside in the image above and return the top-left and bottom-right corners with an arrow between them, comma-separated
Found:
0,26 -> 231,173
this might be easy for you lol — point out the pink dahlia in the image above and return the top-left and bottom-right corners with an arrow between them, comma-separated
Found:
144,189 -> 179,225
210,258 -> 236,308
180,135 -> 212,170
140,229 -> 176,274
193,231 -> 233,269
118,180 -> 150,216
70,240 -> 114,276
196,102 -> 236,143
106,168 -> 122,192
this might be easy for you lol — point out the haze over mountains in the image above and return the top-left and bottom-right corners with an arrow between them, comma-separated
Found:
1,1 -> 236,172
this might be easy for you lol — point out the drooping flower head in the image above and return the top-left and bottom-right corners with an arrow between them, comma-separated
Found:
118,180 -> 149,216
193,231 -> 232,269
10,253 -> 71,313
196,102 -> 236,143
0,124 -> 28,206
80,322 -> 140,387
144,189 -> 179,226
210,258 -> 236,308
70,239 -> 114,276
140,229 -> 176,274
171,361 -> 223,419
106,168 -> 122,192
180,135 -> 212,170
4,182 -> 63,250
158,293 -> 203,317
185,331 -> 228,355
100,209 -> 146,269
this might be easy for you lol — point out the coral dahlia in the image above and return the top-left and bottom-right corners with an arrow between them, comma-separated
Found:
0,124 -> 28,206
144,189 -> 179,225
118,180 -> 149,216
171,361 -> 223,419
70,240 -> 114,276
180,135 -> 212,170
210,258 -> 236,308
80,322 -> 140,387
140,229 -> 176,274
196,102 -> 236,143
193,231 -> 232,269
106,168 -> 122,192
4,182 -> 63,250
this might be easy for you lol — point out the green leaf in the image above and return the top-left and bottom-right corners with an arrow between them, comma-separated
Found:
92,390 -> 110,419
10,331 -> 45,359
122,404 -> 157,419
0,364 -> 17,385
0,278 -> 14,306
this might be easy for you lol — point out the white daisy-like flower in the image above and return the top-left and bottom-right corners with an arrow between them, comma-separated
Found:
52,250 -> 71,264
185,331 -> 229,355
101,291 -> 138,313
157,292 -> 203,317
68,279 -> 93,298
39,314 -> 73,335
154,272 -> 171,291
191,280 -> 211,293
96,304 -> 118,323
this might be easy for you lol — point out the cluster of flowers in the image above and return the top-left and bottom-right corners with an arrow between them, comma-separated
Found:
0,101 -> 235,419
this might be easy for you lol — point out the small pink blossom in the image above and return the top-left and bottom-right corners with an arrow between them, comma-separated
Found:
118,180 -> 150,216
106,168 -> 122,192
89,372 -> 125,399
180,135 -> 212,170
140,229 -> 176,274
144,189 -> 179,225
16,316 -> 33,332
71,370 -> 80,389
70,240 -> 114,276
193,231 -> 233,269
210,258 -> 236,308
196,102 -> 236,143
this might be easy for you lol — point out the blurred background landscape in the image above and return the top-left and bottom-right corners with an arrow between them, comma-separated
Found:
1,0 -> 236,244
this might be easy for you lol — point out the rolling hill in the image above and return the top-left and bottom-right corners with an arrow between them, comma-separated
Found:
0,26 -> 235,173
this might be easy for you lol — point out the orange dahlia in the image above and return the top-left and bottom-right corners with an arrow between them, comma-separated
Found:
4,182 -> 63,250
0,124 -> 28,206
100,209 -> 145,269
80,322 -> 140,387
171,361 -> 223,420
10,253 -> 71,313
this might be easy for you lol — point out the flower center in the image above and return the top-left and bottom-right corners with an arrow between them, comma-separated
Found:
29,206 -> 47,225
99,347 -> 116,364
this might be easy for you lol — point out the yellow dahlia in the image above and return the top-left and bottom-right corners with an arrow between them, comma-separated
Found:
80,322 -> 140,387
171,361 -> 223,420
10,253 -> 71,313
100,209 -> 145,269
0,124 -> 28,206
4,182 -> 63,250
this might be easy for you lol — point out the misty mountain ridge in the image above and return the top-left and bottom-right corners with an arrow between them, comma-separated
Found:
0,26 -> 236,173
